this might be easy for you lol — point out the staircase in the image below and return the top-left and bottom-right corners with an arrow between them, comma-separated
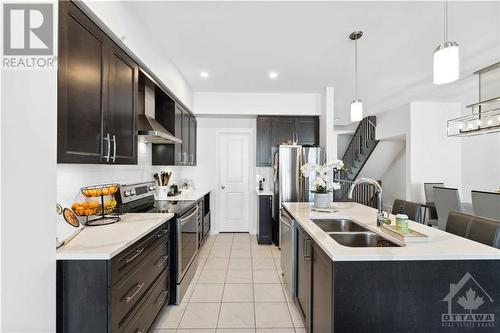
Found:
340,116 -> 378,181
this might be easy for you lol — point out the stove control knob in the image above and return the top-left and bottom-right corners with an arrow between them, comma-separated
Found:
124,190 -> 131,197
130,190 -> 136,196
149,186 -> 155,191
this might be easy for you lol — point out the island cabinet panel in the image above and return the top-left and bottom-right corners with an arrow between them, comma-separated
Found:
57,221 -> 173,333
296,225 -> 312,331
332,260 -> 500,333
311,241 -> 333,333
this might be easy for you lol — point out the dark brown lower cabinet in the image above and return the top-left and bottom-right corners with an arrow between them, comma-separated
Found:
57,220 -> 172,333
296,223 -> 333,333
312,241 -> 333,333
296,225 -> 312,331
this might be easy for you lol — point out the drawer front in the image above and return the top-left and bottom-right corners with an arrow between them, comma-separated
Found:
112,241 -> 169,330
121,270 -> 170,333
111,222 -> 170,286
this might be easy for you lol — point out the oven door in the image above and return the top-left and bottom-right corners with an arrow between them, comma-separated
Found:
177,205 -> 199,282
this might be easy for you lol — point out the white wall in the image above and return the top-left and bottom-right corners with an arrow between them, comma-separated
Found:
1,50 -> 57,333
381,146 -> 407,212
83,0 -> 194,108
194,92 -> 321,116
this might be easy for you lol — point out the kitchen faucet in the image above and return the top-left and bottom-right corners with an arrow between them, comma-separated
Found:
348,178 -> 386,227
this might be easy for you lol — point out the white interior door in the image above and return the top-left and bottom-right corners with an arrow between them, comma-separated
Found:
218,132 -> 251,232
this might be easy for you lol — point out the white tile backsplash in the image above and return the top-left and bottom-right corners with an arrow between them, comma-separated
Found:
256,167 -> 274,191
56,142 -> 183,203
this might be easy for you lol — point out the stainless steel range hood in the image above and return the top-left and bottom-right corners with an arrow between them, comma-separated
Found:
137,114 -> 182,144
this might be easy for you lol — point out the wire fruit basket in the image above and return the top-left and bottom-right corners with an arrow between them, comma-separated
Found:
72,183 -> 120,226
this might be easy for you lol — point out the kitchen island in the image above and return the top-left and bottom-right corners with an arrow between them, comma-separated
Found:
282,202 -> 500,333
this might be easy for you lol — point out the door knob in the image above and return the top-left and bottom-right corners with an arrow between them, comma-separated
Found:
221,185 -> 226,189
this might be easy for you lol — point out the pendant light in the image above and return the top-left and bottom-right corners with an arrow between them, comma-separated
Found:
350,31 -> 363,122
433,0 -> 459,84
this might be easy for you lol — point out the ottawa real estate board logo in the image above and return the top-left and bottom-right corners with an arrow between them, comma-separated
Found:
2,2 -> 56,69
441,272 -> 495,329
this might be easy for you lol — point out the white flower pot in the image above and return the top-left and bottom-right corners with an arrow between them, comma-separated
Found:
314,193 -> 331,209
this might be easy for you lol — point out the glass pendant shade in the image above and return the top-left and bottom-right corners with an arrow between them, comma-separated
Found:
433,42 -> 459,84
350,99 -> 363,122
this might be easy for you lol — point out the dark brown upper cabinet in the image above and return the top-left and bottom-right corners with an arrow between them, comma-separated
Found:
58,1 -> 137,164
152,102 -> 197,166
256,116 -> 319,166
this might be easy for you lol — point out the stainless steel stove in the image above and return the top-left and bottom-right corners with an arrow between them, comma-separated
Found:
117,181 -> 200,304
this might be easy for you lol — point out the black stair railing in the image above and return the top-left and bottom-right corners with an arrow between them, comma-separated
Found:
341,116 -> 378,181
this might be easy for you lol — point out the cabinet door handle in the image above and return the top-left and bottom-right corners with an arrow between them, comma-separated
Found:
110,135 -> 116,163
124,282 -> 145,303
155,255 -> 168,267
103,133 -> 111,162
304,238 -> 312,261
155,290 -> 168,306
125,248 -> 144,264
156,229 -> 168,238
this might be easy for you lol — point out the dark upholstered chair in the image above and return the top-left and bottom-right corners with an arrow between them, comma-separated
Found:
446,211 -> 500,249
391,199 -> 422,223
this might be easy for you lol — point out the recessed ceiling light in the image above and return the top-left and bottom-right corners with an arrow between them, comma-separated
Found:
200,71 -> 209,79
269,71 -> 278,79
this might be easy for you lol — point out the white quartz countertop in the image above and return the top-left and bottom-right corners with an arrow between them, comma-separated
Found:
163,189 -> 210,201
56,213 -> 175,260
283,202 -> 500,261
256,189 -> 273,196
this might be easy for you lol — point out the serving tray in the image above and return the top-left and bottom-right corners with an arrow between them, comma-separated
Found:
381,224 -> 431,243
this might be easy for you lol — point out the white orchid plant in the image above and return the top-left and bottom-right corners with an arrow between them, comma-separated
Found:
300,159 -> 344,194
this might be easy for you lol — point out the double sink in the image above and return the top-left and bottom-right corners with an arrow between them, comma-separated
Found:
311,218 -> 401,247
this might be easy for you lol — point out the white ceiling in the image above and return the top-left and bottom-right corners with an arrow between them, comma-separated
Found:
125,1 -> 500,124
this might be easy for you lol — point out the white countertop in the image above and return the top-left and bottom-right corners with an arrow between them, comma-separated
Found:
56,213 -> 175,260
163,188 -> 210,201
283,202 -> 500,261
256,188 -> 273,196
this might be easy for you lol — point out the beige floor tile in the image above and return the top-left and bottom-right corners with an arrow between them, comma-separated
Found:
190,284 -> 224,302
177,330 -> 216,333
255,303 -> 293,328
226,269 -> 253,284
253,270 -> 280,284
229,258 -> 252,269
182,283 -> 196,303
256,330 -> 295,333
223,284 -> 254,302
199,247 -> 212,259
217,329 -> 255,333
294,329 -> 306,333
210,249 -> 232,259
251,249 -> 273,258
179,303 -> 221,329
218,303 -> 255,328
197,269 -> 227,283
154,303 -> 187,329
286,303 -> 305,328
253,284 -> 285,302
231,249 -> 251,258
205,258 -> 229,270
152,329 -> 177,333
252,258 -> 276,270
232,243 -> 251,250
213,242 -> 233,250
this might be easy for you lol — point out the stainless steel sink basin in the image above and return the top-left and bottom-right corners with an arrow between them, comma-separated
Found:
328,232 -> 401,247
310,218 -> 368,233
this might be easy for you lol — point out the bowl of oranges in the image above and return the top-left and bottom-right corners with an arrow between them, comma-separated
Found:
71,200 -> 100,216
81,184 -> 119,197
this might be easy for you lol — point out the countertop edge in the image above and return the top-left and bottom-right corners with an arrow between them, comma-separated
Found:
283,202 -> 500,262
56,213 -> 175,261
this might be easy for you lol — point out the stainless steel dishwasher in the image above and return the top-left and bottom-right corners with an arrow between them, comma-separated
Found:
280,208 -> 296,298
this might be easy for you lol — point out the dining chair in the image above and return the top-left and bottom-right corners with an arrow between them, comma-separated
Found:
423,182 -> 444,226
446,211 -> 500,249
391,199 -> 421,222
433,187 -> 463,230
471,190 -> 500,221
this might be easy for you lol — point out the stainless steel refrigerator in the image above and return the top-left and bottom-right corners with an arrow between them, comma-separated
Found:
273,145 -> 324,243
